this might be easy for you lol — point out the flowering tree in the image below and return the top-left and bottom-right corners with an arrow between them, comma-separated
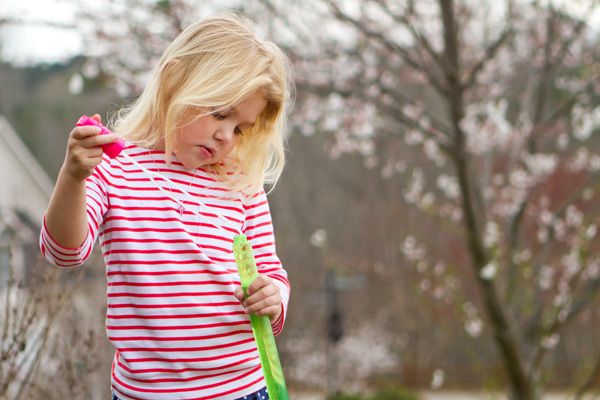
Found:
70,0 -> 600,397
266,0 -> 600,398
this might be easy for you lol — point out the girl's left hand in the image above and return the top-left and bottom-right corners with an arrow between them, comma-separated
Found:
234,275 -> 282,321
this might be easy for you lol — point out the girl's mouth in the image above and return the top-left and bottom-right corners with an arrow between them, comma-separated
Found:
199,145 -> 214,158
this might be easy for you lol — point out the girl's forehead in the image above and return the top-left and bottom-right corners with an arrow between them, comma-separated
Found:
185,92 -> 268,121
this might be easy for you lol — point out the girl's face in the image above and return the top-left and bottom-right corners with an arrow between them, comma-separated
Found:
172,91 -> 267,169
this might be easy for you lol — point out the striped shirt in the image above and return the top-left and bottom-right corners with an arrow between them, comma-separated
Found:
39,144 -> 290,400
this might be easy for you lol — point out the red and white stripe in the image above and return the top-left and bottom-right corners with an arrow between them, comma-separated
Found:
40,144 -> 290,400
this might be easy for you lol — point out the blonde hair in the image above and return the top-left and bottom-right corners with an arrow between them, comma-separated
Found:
112,13 -> 293,194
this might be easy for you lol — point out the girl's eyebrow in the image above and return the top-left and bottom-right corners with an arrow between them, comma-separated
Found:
228,106 -> 256,128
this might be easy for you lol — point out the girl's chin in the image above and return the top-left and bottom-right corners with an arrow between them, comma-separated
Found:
183,160 -> 208,170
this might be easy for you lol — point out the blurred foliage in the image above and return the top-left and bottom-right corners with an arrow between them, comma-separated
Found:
327,385 -> 420,400
0,58 -> 122,179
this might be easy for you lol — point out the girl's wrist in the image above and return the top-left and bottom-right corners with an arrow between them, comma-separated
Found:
60,163 -> 90,183
270,304 -> 283,322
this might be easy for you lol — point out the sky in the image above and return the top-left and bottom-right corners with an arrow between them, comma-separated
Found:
1,0 -> 599,66
0,0 -> 81,65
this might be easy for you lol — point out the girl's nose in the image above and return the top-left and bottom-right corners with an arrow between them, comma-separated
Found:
215,125 -> 235,142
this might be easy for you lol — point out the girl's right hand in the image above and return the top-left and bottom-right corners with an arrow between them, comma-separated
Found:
62,114 -> 118,181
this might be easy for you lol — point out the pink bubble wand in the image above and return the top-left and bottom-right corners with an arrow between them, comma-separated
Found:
76,115 -> 126,158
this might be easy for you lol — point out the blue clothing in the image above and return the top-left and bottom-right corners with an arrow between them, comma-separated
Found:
111,387 -> 269,400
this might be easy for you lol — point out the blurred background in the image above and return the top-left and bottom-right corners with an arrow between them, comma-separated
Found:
1,0 -> 599,399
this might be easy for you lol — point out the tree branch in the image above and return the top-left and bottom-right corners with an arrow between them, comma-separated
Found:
525,173 -> 600,377
463,27 -> 513,89
371,0 -> 448,74
324,0 -> 449,96
439,0 -> 532,396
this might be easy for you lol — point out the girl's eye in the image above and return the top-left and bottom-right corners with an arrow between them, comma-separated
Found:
234,127 -> 244,136
213,112 -> 227,120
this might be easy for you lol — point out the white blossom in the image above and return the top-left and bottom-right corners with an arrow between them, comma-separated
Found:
431,369 -> 445,389
553,219 -> 567,241
553,286 -> 572,307
404,129 -> 425,146
484,221 -> 500,248
480,262 -> 498,280
363,155 -> 378,169
538,265 -> 554,291
465,318 -> 484,338
572,105 -> 600,141
591,155 -> 600,172
420,279 -> 432,291
492,174 -> 505,186
420,192 -> 435,209
424,139 -> 446,167
541,334 -> 560,350
437,174 -> 460,200
461,100 -> 515,154
540,210 -> 553,226
562,252 -> 582,278
433,262 -> 447,276
381,161 -> 396,179
402,236 -> 426,262
585,260 -> 600,280
557,133 -> 570,150
82,61 -> 100,79
586,224 -> 598,240
395,161 -> 407,173
509,168 -> 532,189
565,206 -> 583,228
569,148 -> 590,172
513,249 -> 532,264
558,307 -> 570,323
433,286 -> 446,299
402,103 -> 425,121
524,153 -> 558,177
403,168 -> 425,204
68,73 -> 84,95
310,229 -> 328,248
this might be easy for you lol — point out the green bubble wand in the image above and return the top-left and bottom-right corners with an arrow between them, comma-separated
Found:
233,234 -> 289,400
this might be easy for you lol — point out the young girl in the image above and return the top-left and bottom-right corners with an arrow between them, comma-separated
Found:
40,13 -> 291,400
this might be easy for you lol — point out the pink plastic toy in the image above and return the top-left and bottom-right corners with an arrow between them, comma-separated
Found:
76,115 -> 125,158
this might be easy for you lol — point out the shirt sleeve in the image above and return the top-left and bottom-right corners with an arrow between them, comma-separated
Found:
39,156 -> 111,268
242,189 -> 290,336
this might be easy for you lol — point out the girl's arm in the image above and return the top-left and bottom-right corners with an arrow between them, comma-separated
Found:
44,114 -> 118,248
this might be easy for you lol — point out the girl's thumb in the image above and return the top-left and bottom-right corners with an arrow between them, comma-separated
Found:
92,113 -> 102,124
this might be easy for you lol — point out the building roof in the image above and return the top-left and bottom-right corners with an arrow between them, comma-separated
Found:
0,114 -> 54,223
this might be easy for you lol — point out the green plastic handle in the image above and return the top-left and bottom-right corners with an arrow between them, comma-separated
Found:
233,234 -> 289,400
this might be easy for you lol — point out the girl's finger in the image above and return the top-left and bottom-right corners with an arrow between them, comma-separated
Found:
70,126 -> 102,139
244,291 -> 280,311
78,133 -> 119,149
246,284 -> 278,305
256,305 -> 281,318
233,287 -> 245,302
85,147 -> 104,158
247,275 -> 272,296
245,300 -> 275,315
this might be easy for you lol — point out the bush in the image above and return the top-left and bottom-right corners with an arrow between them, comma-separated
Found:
371,386 -> 420,400
326,386 -> 420,400
326,393 -> 364,400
